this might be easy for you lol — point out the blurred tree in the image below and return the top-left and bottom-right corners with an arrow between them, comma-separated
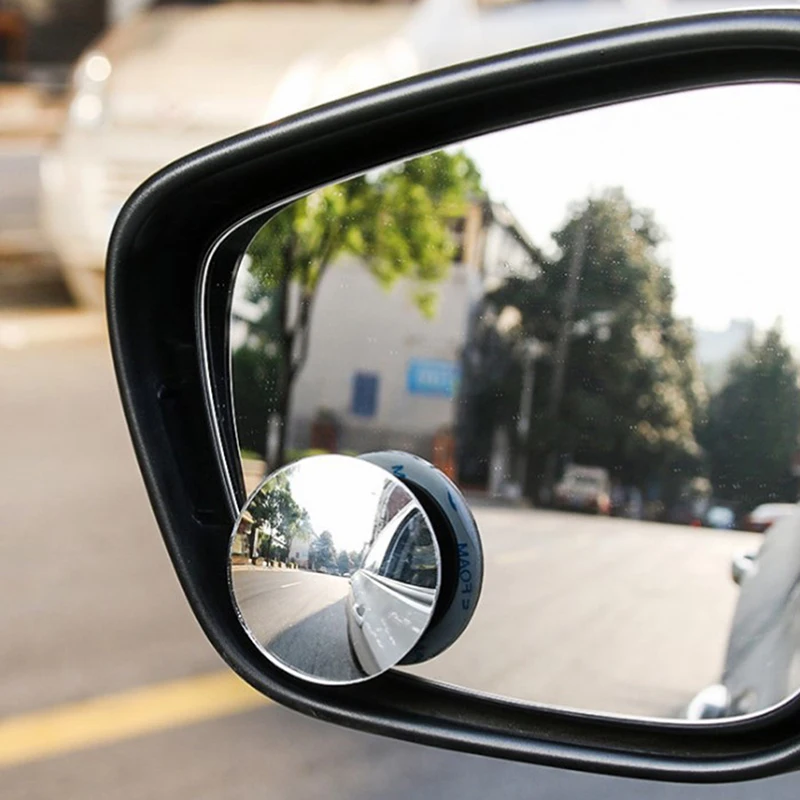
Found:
336,550 -> 352,575
310,530 -> 337,572
238,150 -> 483,465
483,188 -> 705,502
232,296 -> 283,457
349,549 -> 364,570
701,324 -> 800,511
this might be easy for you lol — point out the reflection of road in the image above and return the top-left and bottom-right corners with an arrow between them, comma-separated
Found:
232,569 -> 363,681
408,506 -> 762,718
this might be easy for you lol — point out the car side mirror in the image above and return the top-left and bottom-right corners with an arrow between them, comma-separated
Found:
107,9 -> 800,783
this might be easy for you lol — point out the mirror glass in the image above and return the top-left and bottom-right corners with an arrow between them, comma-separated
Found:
229,454 -> 440,684
227,83 -> 800,718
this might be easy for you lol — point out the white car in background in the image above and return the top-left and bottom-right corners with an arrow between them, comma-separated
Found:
39,0 -> 418,307
745,502 -> 800,533
40,0 -> 766,307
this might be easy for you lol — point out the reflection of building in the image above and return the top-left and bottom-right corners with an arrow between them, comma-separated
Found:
286,199 -> 541,478
289,533 -> 314,569
231,510 -> 254,565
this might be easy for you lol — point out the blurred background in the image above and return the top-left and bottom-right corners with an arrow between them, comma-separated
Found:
3,1 -> 800,798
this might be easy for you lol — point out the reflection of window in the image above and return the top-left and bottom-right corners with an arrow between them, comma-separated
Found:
362,511 -> 399,573
379,510 -> 437,589
363,506 -> 436,589
351,372 -> 379,417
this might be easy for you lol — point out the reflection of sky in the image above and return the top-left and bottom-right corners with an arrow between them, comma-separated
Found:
286,455 -> 395,554
463,83 -> 800,344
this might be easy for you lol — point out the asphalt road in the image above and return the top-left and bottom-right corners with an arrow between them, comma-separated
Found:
409,508 -> 761,717
232,568 -> 362,681
1,333 -> 799,798
0,144 -> 50,261
0,145 -> 39,231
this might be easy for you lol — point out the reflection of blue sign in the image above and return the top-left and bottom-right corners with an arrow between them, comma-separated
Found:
407,359 -> 460,398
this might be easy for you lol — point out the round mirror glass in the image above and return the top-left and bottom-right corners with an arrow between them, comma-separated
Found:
229,454 -> 441,684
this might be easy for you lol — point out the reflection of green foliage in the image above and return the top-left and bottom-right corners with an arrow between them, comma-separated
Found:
310,530 -> 337,571
701,325 -> 800,510
247,150 -> 482,317
285,447 -> 359,463
336,551 -> 352,575
286,448 -> 332,463
476,188 -> 704,494
233,342 -> 281,456
235,150 -> 483,465
250,473 -> 312,560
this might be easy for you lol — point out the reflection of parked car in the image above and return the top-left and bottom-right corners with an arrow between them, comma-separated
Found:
743,503 -> 800,533
553,465 -> 611,515
687,512 -> 800,719
347,502 -> 436,675
704,504 -> 736,530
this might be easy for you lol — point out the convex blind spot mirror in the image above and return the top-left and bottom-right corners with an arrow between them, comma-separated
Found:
229,452 -> 483,684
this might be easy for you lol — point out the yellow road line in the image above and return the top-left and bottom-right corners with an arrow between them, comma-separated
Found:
0,670 -> 268,769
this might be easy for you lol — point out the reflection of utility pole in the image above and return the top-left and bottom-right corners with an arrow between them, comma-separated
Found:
542,218 -> 588,501
516,338 -> 545,496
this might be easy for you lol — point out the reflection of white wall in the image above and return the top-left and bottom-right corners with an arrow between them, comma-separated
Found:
289,255 -> 472,455
290,536 -> 310,567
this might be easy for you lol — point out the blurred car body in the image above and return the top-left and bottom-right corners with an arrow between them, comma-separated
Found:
347,501 -> 437,674
731,549 -> 757,585
743,502 -> 800,533
38,0 -> 770,307
688,512 -> 800,719
39,0 -> 419,306
553,464 -> 611,515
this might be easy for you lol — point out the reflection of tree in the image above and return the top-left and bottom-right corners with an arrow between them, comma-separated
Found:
236,151 -> 483,466
472,188 -> 705,504
249,473 -> 311,562
701,325 -> 800,512
336,551 -> 352,576
310,530 -> 337,572
233,316 -> 282,457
